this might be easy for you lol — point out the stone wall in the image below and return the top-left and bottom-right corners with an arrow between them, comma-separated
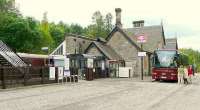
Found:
86,44 -> 104,57
65,36 -> 93,54
107,31 -> 141,76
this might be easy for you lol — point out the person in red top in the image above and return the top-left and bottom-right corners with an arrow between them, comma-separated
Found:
188,65 -> 193,83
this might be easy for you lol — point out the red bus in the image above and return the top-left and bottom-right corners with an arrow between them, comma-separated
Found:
152,50 -> 179,81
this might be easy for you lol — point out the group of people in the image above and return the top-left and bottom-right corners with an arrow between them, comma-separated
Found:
178,65 -> 194,84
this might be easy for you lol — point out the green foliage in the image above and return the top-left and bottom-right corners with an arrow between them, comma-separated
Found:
49,22 -> 67,47
179,48 -> 200,72
178,53 -> 189,66
0,12 -> 43,53
70,24 -> 84,35
0,1 -> 114,54
49,22 -> 84,48
85,11 -> 113,38
39,12 -> 54,51
0,0 -> 16,13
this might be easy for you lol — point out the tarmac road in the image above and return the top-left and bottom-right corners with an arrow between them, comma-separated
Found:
0,74 -> 200,110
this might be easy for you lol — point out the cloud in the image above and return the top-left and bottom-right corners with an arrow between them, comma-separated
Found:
178,36 -> 200,51
15,0 -> 200,51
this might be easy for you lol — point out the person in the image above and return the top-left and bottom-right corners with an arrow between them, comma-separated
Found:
192,64 -> 195,76
183,66 -> 189,84
178,65 -> 184,84
188,65 -> 193,84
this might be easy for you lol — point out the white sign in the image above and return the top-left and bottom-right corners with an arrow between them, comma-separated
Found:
101,61 -> 105,70
58,67 -> 64,80
137,35 -> 147,43
138,52 -> 146,57
49,67 -> 55,80
87,58 -> 93,68
64,70 -> 70,77
119,67 -> 132,78
41,47 -> 48,50
64,58 -> 70,70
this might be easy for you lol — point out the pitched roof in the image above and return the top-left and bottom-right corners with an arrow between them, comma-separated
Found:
123,25 -> 165,53
65,33 -> 96,41
85,41 -> 123,61
17,53 -> 49,59
106,26 -> 142,51
164,38 -> 178,49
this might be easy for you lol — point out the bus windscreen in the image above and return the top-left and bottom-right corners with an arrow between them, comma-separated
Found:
154,51 -> 177,68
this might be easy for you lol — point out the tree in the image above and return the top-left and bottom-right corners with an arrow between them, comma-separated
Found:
0,0 -> 16,13
178,53 -> 189,66
40,12 -> 54,51
105,13 -> 113,34
49,22 -> 70,47
85,11 -> 113,38
0,12 -> 43,53
70,23 -> 84,35
179,48 -> 200,72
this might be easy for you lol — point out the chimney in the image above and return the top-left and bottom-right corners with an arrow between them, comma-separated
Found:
115,8 -> 122,28
133,20 -> 144,28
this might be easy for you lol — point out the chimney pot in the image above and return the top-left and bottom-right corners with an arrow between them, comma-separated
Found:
115,8 -> 122,28
133,20 -> 144,28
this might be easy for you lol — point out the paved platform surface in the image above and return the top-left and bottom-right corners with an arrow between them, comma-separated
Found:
0,75 -> 200,110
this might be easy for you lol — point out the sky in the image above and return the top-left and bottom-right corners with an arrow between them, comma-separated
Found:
15,0 -> 200,51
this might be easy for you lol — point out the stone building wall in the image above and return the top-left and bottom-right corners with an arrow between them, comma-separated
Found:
106,31 -> 142,76
65,36 -> 93,54
86,44 -> 103,57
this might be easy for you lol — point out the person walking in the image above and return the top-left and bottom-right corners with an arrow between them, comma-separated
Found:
188,65 -> 193,84
183,66 -> 189,84
178,65 -> 184,84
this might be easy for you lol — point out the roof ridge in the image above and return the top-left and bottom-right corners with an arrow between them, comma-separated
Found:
123,25 -> 162,30
66,33 -> 96,41
93,41 -> 123,60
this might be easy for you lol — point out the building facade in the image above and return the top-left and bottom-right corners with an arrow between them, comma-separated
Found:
51,8 -> 174,78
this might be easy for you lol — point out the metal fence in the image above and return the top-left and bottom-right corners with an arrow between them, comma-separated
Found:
0,67 -> 57,89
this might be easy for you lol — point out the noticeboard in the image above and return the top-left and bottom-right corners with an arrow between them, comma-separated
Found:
64,70 -> 70,77
58,67 -> 64,80
49,67 -> 55,80
101,61 -> 105,70
64,58 -> 70,70
87,58 -> 93,68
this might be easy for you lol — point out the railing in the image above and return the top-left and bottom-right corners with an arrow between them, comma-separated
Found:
0,40 -> 27,67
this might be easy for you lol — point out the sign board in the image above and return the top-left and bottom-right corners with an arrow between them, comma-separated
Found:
119,67 -> 132,78
87,58 -> 93,68
49,67 -> 55,80
58,67 -> 64,80
137,35 -> 147,43
138,52 -> 146,57
64,58 -> 70,70
101,61 -> 105,70
64,70 -> 70,77
41,47 -> 48,52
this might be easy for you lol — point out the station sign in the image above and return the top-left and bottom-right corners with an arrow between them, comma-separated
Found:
138,52 -> 146,57
137,34 -> 147,43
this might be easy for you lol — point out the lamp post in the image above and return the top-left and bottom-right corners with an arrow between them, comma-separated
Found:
141,44 -> 143,80
137,34 -> 147,80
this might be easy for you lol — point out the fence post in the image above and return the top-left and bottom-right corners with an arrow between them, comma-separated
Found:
23,67 -> 27,86
55,67 -> 58,83
41,67 -> 45,84
1,68 -> 6,89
